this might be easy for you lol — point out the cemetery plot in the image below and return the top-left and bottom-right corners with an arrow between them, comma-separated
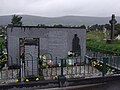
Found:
42,65 -> 102,80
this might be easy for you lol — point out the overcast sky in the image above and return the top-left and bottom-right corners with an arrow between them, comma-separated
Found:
0,0 -> 120,17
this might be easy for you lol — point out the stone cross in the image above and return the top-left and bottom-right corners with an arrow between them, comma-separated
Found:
109,14 -> 117,40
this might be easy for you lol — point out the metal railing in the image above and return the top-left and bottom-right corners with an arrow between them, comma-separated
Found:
41,56 -> 102,80
87,50 -> 120,70
0,52 -> 120,84
0,56 -> 20,84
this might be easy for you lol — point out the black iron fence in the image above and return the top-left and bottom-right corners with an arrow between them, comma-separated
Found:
41,56 -> 102,80
87,50 -> 120,70
0,52 -> 120,84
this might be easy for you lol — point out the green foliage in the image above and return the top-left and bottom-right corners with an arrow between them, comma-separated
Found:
0,54 -> 7,69
53,24 -> 63,27
104,24 -> 111,30
86,31 -> 120,55
86,32 -> 109,40
80,24 -> 86,29
115,23 -> 120,34
0,38 -> 5,52
86,39 -> 120,55
89,24 -> 104,32
0,26 -> 6,52
89,24 -> 109,32
88,23 -> 120,36
11,14 -> 22,26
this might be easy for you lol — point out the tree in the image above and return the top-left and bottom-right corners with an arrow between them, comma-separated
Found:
115,23 -> 120,34
80,25 -> 86,29
104,24 -> 111,30
53,24 -> 63,27
89,24 -> 98,31
11,14 -> 22,26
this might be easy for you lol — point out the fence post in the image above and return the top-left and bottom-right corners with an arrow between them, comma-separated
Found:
102,57 -> 108,77
61,59 -> 64,76
55,57 -> 58,76
58,59 -> 66,88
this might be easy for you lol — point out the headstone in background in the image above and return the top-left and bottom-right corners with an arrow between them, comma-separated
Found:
107,14 -> 117,44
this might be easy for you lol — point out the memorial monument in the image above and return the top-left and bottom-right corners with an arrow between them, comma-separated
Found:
72,34 -> 81,56
7,26 -> 86,77
107,14 -> 117,44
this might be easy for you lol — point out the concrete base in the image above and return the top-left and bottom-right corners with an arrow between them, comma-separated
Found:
58,75 -> 66,87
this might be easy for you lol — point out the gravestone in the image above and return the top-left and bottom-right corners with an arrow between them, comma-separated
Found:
107,14 -> 117,44
109,14 -> 117,40
24,39 -> 39,77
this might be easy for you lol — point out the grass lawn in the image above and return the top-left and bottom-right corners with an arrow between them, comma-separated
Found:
86,31 -> 109,40
86,31 -> 120,55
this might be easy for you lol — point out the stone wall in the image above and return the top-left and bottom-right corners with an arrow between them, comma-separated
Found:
7,27 -> 86,65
